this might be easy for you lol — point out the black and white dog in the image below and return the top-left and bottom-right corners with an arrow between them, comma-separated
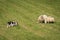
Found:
7,21 -> 18,28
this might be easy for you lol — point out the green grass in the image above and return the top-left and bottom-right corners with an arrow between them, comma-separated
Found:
0,0 -> 60,40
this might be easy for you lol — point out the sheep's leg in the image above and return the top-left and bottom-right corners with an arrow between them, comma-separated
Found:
44,20 -> 47,24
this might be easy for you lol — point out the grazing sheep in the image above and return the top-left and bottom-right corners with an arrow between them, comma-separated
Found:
38,15 -> 55,24
45,16 -> 55,23
38,15 -> 47,23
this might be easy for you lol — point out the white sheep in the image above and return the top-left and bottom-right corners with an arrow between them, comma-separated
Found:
45,16 -> 55,23
38,15 -> 47,23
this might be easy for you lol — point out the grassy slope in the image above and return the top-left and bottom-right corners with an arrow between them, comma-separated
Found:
0,0 -> 60,40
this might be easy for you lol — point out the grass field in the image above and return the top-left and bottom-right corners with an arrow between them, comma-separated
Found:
0,0 -> 60,40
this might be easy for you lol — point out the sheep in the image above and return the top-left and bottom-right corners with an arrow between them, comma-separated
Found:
38,15 -> 47,23
45,16 -> 55,23
38,15 -> 55,24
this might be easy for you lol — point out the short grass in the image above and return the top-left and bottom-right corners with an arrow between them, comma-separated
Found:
0,0 -> 60,40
